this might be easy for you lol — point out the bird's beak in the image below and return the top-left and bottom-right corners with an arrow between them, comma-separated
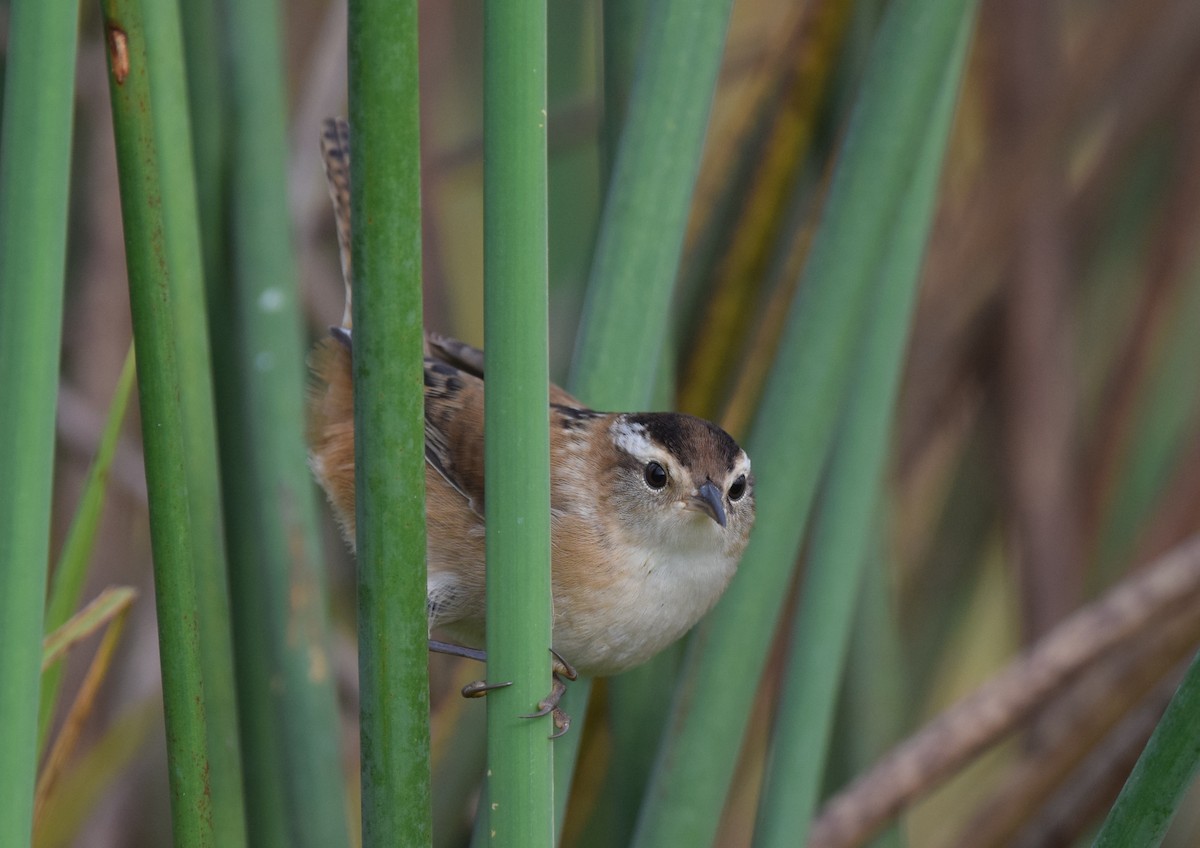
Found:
689,480 -> 727,528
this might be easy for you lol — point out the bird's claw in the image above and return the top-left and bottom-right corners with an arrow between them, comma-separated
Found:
522,701 -> 571,737
550,708 -> 571,738
461,678 -> 513,699
520,650 -> 577,737
549,648 -> 579,682
520,675 -> 566,719
454,647 -> 579,737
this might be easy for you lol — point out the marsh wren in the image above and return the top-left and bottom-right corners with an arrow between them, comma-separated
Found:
307,119 -> 755,730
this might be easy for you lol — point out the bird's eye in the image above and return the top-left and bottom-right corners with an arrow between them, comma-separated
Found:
728,474 -> 747,501
644,461 -> 668,490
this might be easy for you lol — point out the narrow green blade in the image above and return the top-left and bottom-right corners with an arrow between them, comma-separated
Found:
1092,647 -> 1200,847
0,1 -> 78,840
631,1 -> 978,845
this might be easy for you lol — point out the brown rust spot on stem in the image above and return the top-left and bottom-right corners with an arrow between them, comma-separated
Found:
105,22 -> 130,85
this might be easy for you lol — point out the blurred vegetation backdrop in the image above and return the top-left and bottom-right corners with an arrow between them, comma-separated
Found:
6,0 -> 1200,845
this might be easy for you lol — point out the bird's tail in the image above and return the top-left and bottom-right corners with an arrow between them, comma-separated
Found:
319,117 -> 353,329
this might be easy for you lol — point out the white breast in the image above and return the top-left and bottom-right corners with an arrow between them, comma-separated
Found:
553,533 -> 738,677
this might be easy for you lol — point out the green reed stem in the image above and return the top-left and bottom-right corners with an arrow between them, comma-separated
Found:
0,0 -> 78,843
217,0 -> 351,844
483,0 -> 555,844
348,0 -> 431,844
569,0 -> 736,411
753,11 -> 974,842
1093,647 -> 1200,848
102,0 -> 249,841
631,1 -> 977,845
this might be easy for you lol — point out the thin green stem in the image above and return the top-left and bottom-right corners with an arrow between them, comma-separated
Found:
630,1 -> 977,845
348,1 -> 431,844
568,0 -> 736,410
219,0 -> 350,844
102,5 -> 215,844
599,0 -> 646,183
178,0 -> 226,300
140,0 -> 249,839
102,0 -> 249,841
753,11 -> 974,842
0,0 -> 77,843
483,0 -> 555,844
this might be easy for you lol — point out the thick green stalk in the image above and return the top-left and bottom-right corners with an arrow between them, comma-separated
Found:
0,1 -> 77,843
630,1 -> 976,846
483,0 -> 555,844
209,402 -> 287,848
178,0 -> 227,303
1092,647 -> 1200,847
348,1 -> 431,844
753,11 -> 973,843
40,347 -> 137,751
136,0 -> 250,841
103,15 -> 213,841
599,0 -> 646,182
568,0 -> 736,410
105,0 -> 250,844
179,0 -> 290,840
219,0 -> 350,844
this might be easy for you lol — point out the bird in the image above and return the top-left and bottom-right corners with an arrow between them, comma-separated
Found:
307,118 -> 755,734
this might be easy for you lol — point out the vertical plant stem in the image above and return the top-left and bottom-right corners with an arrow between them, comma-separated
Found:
101,3 -> 217,845
0,1 -> 77,844
219,0 -> 350,845
753,13 -> 973,843
484,0 -> 555,844
832,536 -> 909,848
348,1 -> 431,844
178,0 -> 227,298
103,0 -> 251,842
630,1 -> 976,846
599,0 -> 646,182
569,0 -> 736,409
139,0 -> 249,841
1092,647 -> 1200,848
182,0 -> 292,840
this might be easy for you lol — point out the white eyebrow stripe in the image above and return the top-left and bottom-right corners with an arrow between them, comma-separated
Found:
610,420 -> 658,459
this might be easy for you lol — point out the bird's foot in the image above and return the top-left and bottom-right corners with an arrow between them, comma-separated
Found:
519,649 -> 578,738
432,641 -> 578,737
